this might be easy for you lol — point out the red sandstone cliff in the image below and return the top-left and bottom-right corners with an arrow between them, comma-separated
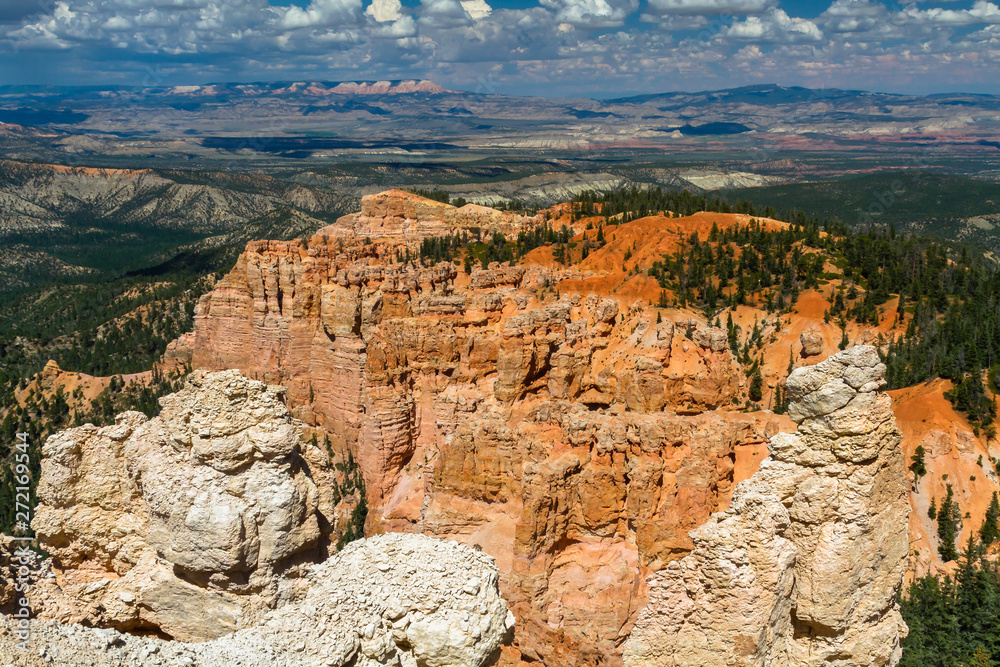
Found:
185,191 -> 792,665
12,190 -> 991,665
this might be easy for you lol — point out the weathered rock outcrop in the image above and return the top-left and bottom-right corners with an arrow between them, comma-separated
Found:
0,533 -> 514,667
30,370 -> 334,641
799,326 -> 824,358
0,537 -> 31,614
623,346 -> 909,666
327,189 -> 540,240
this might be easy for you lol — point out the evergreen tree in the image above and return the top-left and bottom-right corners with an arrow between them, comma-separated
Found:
939,484 -> 961,562
749,369 -> 763,403
981,492 -> 1000,548
910,445 -> 927,479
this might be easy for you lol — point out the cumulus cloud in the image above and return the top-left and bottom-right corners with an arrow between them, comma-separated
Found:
899,1 -> 1000,26
724,8 -> 823,42
0,0 -> 999,97
282,0 -> 363,29
539,0 -> 638,29
460,0 -> 492,20
418,0 -> 477,26
814,0 -> 920,40
819,0 -> 886,33
645,0 -> 773,17
366,0 -> 402,23
372,14 -> 415,36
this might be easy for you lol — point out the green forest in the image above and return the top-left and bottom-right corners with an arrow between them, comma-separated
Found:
901,532 -> 1000,667
730,172 -> 1000,252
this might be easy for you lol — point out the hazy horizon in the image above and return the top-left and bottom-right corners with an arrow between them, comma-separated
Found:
2,79 -> 999,100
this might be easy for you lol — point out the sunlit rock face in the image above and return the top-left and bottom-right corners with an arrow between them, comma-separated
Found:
0,533 -> 515,667
30,370 -> 326,641
624,345 -> 910,667
184,191 -> 791,665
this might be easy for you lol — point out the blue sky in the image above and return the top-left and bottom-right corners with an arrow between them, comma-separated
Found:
1,0 -> 999,97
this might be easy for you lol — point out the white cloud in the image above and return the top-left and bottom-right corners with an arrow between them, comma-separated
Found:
282,0 -> 363,29
372,14 -> 415,36
645,0 -> 773,16
418,0 -> 475,26
366,0 -> 402,23
1,0 -> 999,97
900,1 -> 1000,26
725,8 -> 823,42
817,0 -> 904,37
540,0 -> 638,29
971,0 -> 1000,21
460,0 -> 492,21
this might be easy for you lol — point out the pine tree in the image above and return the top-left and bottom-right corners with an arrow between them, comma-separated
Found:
749,369 -> 763,403
910,445 -> 927,479
727,312 -> 739,354
939,484 -> 960,562
981,491 -> 1000,547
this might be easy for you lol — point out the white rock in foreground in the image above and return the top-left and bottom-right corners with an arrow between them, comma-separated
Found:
28,369 -> 328,640
0,533 -> 515,667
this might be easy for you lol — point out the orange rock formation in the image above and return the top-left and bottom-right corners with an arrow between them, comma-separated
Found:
185,191 -> 794,665
31,189 -> 988,665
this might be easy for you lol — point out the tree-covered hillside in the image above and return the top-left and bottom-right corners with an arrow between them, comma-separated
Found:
729,172 -> 1000,251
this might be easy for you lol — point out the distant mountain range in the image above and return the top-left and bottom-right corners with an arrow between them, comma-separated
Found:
0,81 -> 998,209
606,83 -> 1000,108
0,81 -> 996,156
0,79 -> 448,101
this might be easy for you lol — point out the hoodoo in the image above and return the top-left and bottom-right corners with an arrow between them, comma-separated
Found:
624,346 -> 910,666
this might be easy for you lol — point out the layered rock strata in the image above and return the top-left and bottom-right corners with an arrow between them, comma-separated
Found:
172,192 -> 810,664
0,533 -> 514,667
29,370 -> 336,641
186,223 -> 783,664
623,346 -> 910,666
328,189 -> 541,240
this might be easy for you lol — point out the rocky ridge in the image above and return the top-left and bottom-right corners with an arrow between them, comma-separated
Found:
327,189 -> 541,240
0,532 -> 513,667
623,346 -> 909,666
0,159 -> 342,236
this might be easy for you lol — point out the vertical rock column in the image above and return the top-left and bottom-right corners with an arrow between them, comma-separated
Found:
623,346 -> 910,667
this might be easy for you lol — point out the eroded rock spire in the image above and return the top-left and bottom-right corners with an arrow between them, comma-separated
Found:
624,345 -> 909,666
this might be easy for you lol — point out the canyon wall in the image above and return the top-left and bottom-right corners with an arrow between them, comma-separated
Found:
623,346 -> 909,666
0,192 -> 961,666
186,191 -> 794,665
